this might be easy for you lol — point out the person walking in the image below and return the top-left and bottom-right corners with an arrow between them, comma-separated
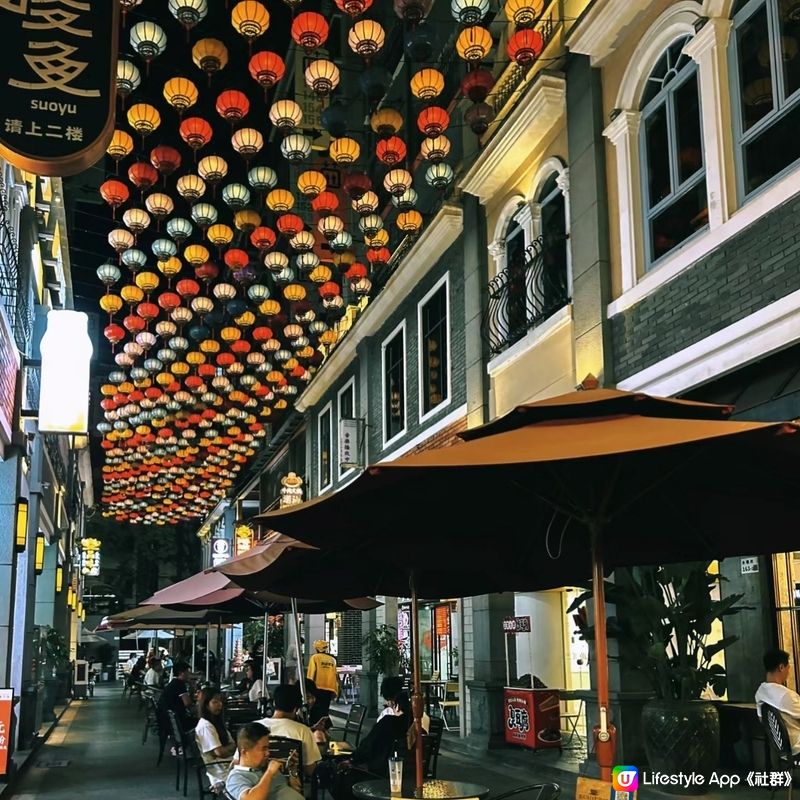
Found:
306,640 -> 338,725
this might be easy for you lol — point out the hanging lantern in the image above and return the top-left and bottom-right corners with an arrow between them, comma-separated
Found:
305,59 -> 340,96
191,203 -> 218,229
108,229 -> 134,254
507,28 -> 544,64
332,232 -> 354,253
176,174 -> 206,201
130,21 -> 167,69
248,166 -> 278,194
195,261 -> 219,283
128,161 -> 159,194
417,106 -> 450,137
420,135 -> 451,163
232,128 -> 264,160
291,12 -> 329,51
397,209 -> 423,233
127,103 -> 161,139
351,277 -> 372,296
176,278 -> 201,299
248,51 -> 285,92
343,172 -> 371,199
297,170 -> 326,198
276,214 -> 304,237
308,264 -> 332,285
383,168 -> 413,196
179,116 -> 213,153
231,1 -> 270,43
250,226 -> 276,251
376,136 -> 407,166
216,90 -> 250,125
451,0 -> 489,23
359,213 -> 383,236
370,108 -> 403,140
395,0 -> 432,22
97,262 -> 122,286
116,59 -> 141,99
266,188 -> 295,212
198,155 -> 229,185
166,218 -> 193,244
319,281 -> 341,301
329,137 -> 360,165
207,224 -> 234,249
281,135 -> 312,164
269,100 -> 303,133
465,102 -> 496,134
100,180 -> 129,217
169,0 -> 208,32
367,247 -> 391,267
152,238 -> 177,261
318,216 -> 344,240
425,162 -> 455,189
392,187 -> 418,211
122,247 -> 148,272
235,210 -> 261,233
311,191 -> 339,215
192,38 -> 229,80
145,192 -> 174,220
150,145 -> 182,180
504,0 -> 543,27
335,0 -> 373,16
410,68 -> 445,101
352,191 -> 379,215
461,67 -> 495,103
289,231 -> 315,252
158,256 -> 183,281
264,252 -> 288,272
283,283 -> 307,302
297,252 -> 320,272
123,208 -> 150,236
107,130 -> 134,164
222,183 -> 251,210
456,26 -> 493,61
121,282 -> 144,304
163,77 -> 199,114
224,249 -> 250,271
348,19 -> 386,57
135,271 -> 160,295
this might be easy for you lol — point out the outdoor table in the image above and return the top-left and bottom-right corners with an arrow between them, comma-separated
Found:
353,779 -> 490,800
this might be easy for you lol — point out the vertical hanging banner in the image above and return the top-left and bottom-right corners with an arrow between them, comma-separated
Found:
0,687 -> 12,777
0,0 -> 119,176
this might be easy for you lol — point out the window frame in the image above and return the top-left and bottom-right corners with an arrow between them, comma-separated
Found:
730,0 -> 800,200
381,320 -> 407,449
337,376 -> 356,480
317,400 -> 333,494
638,39 -> 708,268
417,273 -> 451,424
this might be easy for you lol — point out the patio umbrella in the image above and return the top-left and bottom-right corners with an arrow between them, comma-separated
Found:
121,629 -> 174,640
253,387 -> 800,786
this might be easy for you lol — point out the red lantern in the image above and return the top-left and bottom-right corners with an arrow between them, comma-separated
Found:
157,291 -> 181,311
291,12 -> 329,51
179,116 -> 213,151
311,191 -> 339,214
366,247 -> 390,266
230,340 -> 251,355
250,226 -> 276,250
195,262 -> 219,283
104,323 -> 126,346
176,278 -> 201,298
123,314 -> 146,332
198,364 -> 215,377
319,281 -> 341,301
248,50 -> 285,91
276,213 -> 304,237
216,89 -> 250,124
100,179 -> 129,216
150,145 -> 182,179
128,161 -> 159,193
345,262 -> 368,280
343,172 -> 372,200
507,29 -> 544,65
185,376 -> 203,390
334,0 -> 373,16
223,248 -> 249,271
216,352 -> 236,367
252,325 -> 273,341
376,136 -> 407,166
137,301 -> 159,320
461,68 -> 496,103
417,106 -> 450,137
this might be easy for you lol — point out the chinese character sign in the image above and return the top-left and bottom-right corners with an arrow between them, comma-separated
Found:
0,688 -> 12,776
0,0 -> 118,175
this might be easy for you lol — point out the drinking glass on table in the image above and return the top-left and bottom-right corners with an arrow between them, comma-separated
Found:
388,753 -> 403,796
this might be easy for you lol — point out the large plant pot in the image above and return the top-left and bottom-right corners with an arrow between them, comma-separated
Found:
641,700 -> 719,794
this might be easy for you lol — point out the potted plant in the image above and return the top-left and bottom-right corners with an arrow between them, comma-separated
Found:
363,624 -> 406,680
42,627 -> 70,717
569,561 -> 748,794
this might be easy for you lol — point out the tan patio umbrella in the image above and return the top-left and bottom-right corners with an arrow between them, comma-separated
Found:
253,388 -> 800,787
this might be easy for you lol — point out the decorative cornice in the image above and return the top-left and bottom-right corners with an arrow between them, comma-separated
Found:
567,0 -> 652,66
296,204 -> 464,411
458,73 -> 567,205
603,110 -> 640,145
683,17 -> 732,62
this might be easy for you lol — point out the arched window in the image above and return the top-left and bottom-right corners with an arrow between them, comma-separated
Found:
504,207 -> 528,343
537,173 -> 569,314
732,0 -> 800,195
640,36 -> 707,266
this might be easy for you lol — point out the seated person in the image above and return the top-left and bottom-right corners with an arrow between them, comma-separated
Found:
256,684 -> 321,778
128,656 -> 147,686
144,657 -> 163,688
226,722 -> 303,800
376,677 -> 430,732
304,679 -> 331,744
159,660 -> 195,733
242,662 -> 266,704
195,686 -> 236,790
756,648 -> 800,754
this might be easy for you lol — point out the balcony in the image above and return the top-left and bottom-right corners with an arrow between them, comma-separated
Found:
482,235 -> 571,357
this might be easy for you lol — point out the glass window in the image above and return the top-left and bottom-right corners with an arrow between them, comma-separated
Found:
420,281 -> 448,416
733,0 -> 800,194
640,37 -> 707,265
505,213 -> 528,344
318,405 -> 332,491
538,174 -> 569,316
383,327 -> 405,443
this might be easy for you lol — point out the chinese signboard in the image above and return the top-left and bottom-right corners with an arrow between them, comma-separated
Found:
503,688 -> 561,750
211,536 -> 231,567
0,0 -> 119,176
339,418 -> 360,469
502,615 -> 532,633
0,688 -> 12,776
0,307 -> 19,459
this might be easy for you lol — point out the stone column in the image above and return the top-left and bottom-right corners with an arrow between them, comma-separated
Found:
0,453 -> 21,687
34,541 -> 57,627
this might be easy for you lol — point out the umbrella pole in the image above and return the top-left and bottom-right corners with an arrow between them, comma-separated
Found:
411,580 -> 424,797
206,623 -> 211,682
191,627 -> 196,673
291,597 -> 307,706
591,525 -> 615,783
261,611 -> 269,695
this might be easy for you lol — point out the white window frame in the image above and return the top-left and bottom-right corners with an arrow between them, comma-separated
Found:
337,376 -> 356,480
417,273 -> 452,424
381,320 -> 407,450
317,401 -> 333,494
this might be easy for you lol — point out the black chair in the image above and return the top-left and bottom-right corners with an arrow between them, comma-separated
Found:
190,735 -> 231,800
329,704 -> 367,748
168,709 -> 201,797
762,703 -> 800,799
423,717 -> 444,778
268,735 -> 304,789
143,694 -> 169,764
488,784 -> 560,800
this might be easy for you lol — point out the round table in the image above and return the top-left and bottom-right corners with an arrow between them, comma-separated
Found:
353,779 -> 491,800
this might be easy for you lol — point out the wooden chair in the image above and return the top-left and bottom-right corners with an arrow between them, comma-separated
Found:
436,682 -> 460,731
560,698 -> 584,748
488,784 -> 560,800
762,703 -> 800,799
329,703 -> 367,747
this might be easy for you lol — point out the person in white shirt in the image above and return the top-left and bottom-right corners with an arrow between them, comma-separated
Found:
195,686 -> 236,789
255,684 -> 321,778
144,658 -> 163,688
756,648 -> 800,754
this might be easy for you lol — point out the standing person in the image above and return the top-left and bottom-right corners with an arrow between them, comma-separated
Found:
225,722 -> 303,800
284,635 -> 303,684
195,686 -> 236,791
756,648 -> 800,754
306,641 -> 338,725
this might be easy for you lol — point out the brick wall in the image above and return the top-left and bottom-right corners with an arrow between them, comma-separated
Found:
337,609 -> 363,666
404,416 -> 467,455
611,193 -> 800,381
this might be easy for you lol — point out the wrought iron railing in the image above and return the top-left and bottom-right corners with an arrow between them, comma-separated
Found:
0,169 -> 26,350
482,235 -> 571,358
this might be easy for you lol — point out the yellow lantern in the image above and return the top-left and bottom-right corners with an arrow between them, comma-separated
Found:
259,299 -> 281,316
176,174 -> 207,201
100,294 -> 123,316
370,108 -> 403,138
297,170 -> 326,198
504,0 -> 543,26
329,137 -> 360,164
120,285 -> 144,305
348,19 -> 385,57
220,326 -> 242,342
107,130 -> 134,161
397,209 -> 423,233
127,103 -> 161,138
410,68 -> 445,100
198,155 -> 228,184
231,0 -> 270,41
266,188 -> 294,212
158,256 -> 182,279
456,26 -> 492,61
231,127 -> 264,159
184,243 -> 210,266
192,37 -> 229,77
365,229 -> 390,248
304,59 -> 340,96
269,99 -> 303,133
283,284 -> 306,302
163,76 -> 199,113
135,271 -> 159,294
309,265 -> 333,284
200,339 -> 221,353
234,209 -> 261,232
207,223 -> 234,247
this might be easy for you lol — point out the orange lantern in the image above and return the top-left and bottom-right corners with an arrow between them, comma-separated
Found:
417,106 -> 450,137
248,50 -> 285,92
291,12 -> 329,51
376,136 -> 407,166
100,180 -> 130,217
507,28 -> 544,65
216,90 -> 250,124
311,191 -> 339,214
179,116 -> 213,153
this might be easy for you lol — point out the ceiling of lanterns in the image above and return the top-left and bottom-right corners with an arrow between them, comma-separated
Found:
93,0 -> 548,526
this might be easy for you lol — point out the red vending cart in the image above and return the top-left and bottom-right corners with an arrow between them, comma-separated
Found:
503,687 -> 561,749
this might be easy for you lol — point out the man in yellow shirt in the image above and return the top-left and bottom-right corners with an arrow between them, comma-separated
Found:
307,640 -> 338,725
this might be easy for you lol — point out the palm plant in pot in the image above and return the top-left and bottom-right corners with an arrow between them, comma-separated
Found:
569,561 -> 748,794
